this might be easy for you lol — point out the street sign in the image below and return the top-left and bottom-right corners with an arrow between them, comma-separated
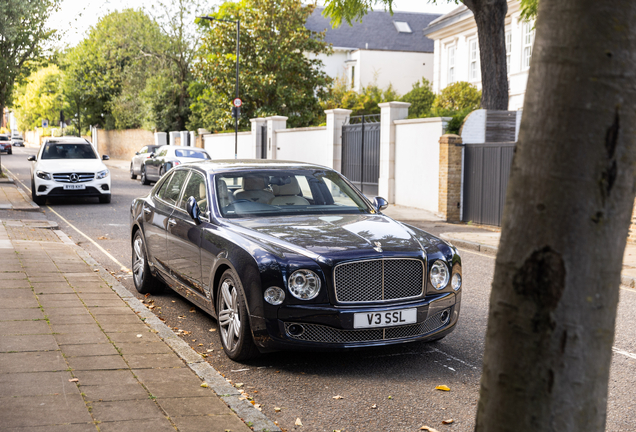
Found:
42,119 -> 49,128
233,98 -> 242,108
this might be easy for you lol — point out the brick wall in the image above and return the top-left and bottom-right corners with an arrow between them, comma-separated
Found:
438,134 -> 463,221
96,129 -> 155,161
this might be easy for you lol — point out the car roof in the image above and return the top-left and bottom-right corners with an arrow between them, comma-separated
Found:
43,137 -> 92,145
157,145 -> 208,151
182,159 -> 333,174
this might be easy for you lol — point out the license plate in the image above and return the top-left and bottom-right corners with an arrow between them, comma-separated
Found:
353,308 -> 417,329
63,184 -> 86,190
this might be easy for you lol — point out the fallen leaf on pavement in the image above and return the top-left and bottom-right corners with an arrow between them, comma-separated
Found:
332,395 -> 344,400
97,236 -> 108,240
207,349 -> 214,352
209,328 -> 216,332
371,404 -> 377,409
295,418 -> 303,426
274,407 -> 281,412
388,396 -> 392,399
200,383 -> 209,388
442,419 -> 454,424
68,378 -> 79,382
136,334 -> 142,338
198,343 -> 204,346
420,427 -> 440,432
189,307 -> 196,313
235,383 -> 244,388
435,385 -> 451,391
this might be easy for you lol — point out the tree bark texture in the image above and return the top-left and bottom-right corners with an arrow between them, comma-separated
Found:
476,1 -> 636,431
464,0 -> 509,110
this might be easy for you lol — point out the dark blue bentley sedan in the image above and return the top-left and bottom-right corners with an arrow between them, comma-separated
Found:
130,160 -> 462,361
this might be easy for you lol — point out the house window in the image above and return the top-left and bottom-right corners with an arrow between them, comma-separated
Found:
351,66 -> 355,89
448,45 -> 455,83
393,21 -> 412,33
523,21 -> 535,69
505,32 -> 512,73
469,38 -> 479,80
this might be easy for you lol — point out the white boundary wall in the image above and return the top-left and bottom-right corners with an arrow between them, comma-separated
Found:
393,117 -> 448,212
275,127 -> 329,166
203,132 -> 253,160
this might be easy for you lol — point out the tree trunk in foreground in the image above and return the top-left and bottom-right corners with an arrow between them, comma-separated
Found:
476,1 -> 636,431
464,0 -> 509,110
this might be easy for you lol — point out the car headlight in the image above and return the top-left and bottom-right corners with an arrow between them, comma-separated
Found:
430,260 -> 450,290
96,169 -> 109,179
288,269 -> 321,300
451,273 -> 462,291
264,287 -> 285,305
36,171 -> 51,180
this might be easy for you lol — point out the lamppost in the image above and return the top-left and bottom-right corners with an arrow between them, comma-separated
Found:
198,15 -> 240,159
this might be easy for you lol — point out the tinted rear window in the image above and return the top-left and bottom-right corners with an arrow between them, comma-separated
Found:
174,149 -> 210,159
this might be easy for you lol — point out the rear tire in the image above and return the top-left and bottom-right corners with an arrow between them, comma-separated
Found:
99,194 -> 111,204
140,166 -> 150,185
31,179 -> 46,206
216,269 -> 259,361
130,164 -> 137,179
132,231 -> 162,294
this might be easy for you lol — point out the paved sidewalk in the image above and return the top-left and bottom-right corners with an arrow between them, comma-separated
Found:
440,230 -> 636,288
0,174 -> 279,431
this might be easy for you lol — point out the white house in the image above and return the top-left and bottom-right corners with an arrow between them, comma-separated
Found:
423,1 -> 534,110
306,8 -> 440,95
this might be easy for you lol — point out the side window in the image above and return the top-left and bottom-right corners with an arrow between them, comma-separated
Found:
296,175 -> 313,201
177,172 -> 207,213
140,146 -> 148,154
154,172 -> 174,198
159,170 -> 189,206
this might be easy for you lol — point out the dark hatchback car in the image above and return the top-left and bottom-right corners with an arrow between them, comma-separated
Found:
130,160 -> 462,361
0,135 -> 12,154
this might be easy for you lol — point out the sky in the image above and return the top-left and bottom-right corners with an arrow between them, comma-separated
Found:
47,0 -> 460,48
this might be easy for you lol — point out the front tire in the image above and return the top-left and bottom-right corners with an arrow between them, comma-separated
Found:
140,166 -> 150,185
31,179 -> 46,206
132,231 -> 162,294
130,164 -> 137,179
216,269 -> 259,361
99,194 -> 111,204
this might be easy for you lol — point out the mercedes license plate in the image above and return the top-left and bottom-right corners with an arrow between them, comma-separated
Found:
353,308 -> 417,329
63,184 -> 86,190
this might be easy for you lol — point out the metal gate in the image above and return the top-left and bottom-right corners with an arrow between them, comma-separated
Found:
341,114 -> 381,196
462,142 -> 515,226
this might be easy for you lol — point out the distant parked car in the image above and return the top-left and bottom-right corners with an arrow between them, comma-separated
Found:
0,135 -> 12,154
11,136 -> 24,147
139,145 -> 211,185
130,145 -> 161,180
28,137 -> 111,205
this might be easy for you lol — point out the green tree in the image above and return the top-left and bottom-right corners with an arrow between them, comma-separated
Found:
0,0 -> 60,124
322,0 -> 537,111
401,78 -> 435,118
13,65 -> 65,130
191,0 -> 332,131
431,81 -> 481,113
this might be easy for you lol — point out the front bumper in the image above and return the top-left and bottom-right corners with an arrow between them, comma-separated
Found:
33,176 -> 111,198
0,145 -> 11,152
252,292 -> 460,351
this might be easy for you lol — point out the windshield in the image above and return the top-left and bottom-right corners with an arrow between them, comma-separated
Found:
174,149 -> 210,159
41,143 -> 98,160
0,136 -> 9,141
215,169 -> 372,218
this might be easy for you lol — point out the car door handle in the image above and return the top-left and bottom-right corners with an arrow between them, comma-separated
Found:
168,218 -> 177,227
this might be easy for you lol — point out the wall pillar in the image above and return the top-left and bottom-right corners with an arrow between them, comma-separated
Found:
250,118 -> 267,158
266,116 -> 287,159
169,131 -> 179,146
324,108 -> 352,171
438,134 -> 463,221
155,132 -> 167,147
378,101 -> 410,202
180,131 -> 189,146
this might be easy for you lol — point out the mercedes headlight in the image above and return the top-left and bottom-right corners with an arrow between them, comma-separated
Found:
36,171 -> 51,180
288,269 -> 321,300
430,260 -> 450,290
96,169 -> 109,179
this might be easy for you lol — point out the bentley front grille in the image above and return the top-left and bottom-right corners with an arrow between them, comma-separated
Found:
334,258 -> 424,303
53,173 -> 95,183
284,309 -> 450,344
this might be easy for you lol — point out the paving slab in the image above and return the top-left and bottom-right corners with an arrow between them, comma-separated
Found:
116,342 -> 173,355
98,419 -> 176,432
0,279 -> 31,288
72,370 -> 138,386
7,423 -> 97,432
0,320 -> 51,335
123,353 -> 186,369
80,383 -> 150,402
172,414 -> 251,432
158,396 -> 230,416
52,323 -> 103,334
0,351 -> 67,373
62,343 -> 120,357
108,331 -> 163,344
2,296 -> 39,308
0,287 -> 33,296
46,314 -> 95,325
0,394 -> 93,428
0,307 -> 44,321
0,371 -> 78,397
55,332 -> 110,345
0,334 -> 59,352
88,399 -> 167,422
66,355 -> 129,371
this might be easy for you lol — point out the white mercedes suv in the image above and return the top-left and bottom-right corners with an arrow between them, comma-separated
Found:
28,137 -> 111,205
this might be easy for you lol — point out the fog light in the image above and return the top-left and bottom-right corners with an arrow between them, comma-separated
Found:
264,287 -> 285,305
451,273 -> 462,291
440,309 -> 450,324
287,324 -> 304,337
37,185 -> 47,192
101,184 -> 110,191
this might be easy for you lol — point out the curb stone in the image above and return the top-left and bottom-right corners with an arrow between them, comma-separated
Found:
52,229 -> 281,432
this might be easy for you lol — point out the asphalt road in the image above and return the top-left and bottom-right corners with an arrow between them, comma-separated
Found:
2,146 -> 635,432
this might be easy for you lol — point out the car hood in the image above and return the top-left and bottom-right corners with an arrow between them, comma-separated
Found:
36,159 -> 107,173
229,213 -> 442,261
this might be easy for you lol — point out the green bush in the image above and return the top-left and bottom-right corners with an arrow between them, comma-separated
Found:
401,78 -> 435,118
321,77 -> 400,117
431,81 -> 481,113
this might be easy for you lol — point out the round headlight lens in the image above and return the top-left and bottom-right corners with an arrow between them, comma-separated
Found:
430,260 -> 450,290
264,287 -> 285,305
288,269 -> 321,300
451,273 -> 462,291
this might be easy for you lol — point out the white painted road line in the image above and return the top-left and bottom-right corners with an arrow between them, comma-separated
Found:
613,347 -> 636,361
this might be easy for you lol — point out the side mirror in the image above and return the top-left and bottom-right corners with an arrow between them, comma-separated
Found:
373,196 -> 389,212
102,155 -> 110,160
149,152 -> 155,158
186,196 -> 201,224
135,152 -> 140,155
27,155 -> 36,161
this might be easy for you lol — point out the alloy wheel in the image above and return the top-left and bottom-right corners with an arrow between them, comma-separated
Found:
218,279 -> 241,351
132,235 -> 145,288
